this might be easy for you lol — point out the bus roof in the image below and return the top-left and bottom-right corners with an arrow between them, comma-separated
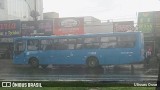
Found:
14,32 -> 142,40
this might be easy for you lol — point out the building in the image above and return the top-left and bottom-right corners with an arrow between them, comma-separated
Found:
138,11 -> 160,55
83,16 -> 113,34
43,12 -> 59,19
84,22 -> 113,34
0,0 -> 43,59
84,16 -> 101,25
0,0 -> 43,21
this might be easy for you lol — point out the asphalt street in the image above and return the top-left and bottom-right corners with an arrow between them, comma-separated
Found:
0,59 -> 158,82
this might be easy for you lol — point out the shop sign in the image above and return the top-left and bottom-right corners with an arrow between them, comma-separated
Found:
138,12 -> 153,33
153,11 -> 160,36
0,20 -> 21,37
21,20 -> 53,36
0,38 -> 13,43
54,17 -> 84,35
113,21 -> 134,32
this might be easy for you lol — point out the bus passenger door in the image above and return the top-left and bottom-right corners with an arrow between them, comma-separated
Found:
13,40 -> 26,64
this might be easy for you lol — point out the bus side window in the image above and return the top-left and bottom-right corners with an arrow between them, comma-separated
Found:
76,44 -> 83,49
117,35 -> 136,48
27,40 -> 39,51
51,39 -> 58,50
40,39 -> 53,50
76,38 -> 83,49
56,39 -> 68,50
67,39 -> 76,50
100,36 -> 117,48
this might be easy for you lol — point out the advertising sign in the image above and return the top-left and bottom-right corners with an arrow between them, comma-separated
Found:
38,20 -> 53,35
138,11 -> 160,36
113,21 -> 134,32
0,38 -> 13,43
21,21 -> 34,36
0,20 -> 21,37
54,17 -> 84,35
21,20 -> 53,36
153,11 -> 160,36
138,12 -> 153,33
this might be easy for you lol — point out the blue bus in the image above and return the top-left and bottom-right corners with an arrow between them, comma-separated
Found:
13,32 -> 144,68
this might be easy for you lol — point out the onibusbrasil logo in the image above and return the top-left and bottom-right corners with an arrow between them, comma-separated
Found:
2,82 -> 42,87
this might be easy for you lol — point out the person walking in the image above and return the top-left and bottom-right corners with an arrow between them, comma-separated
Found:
145,48 -> 152,68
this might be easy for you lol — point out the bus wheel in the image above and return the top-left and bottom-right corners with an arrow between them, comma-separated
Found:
29,58 -> 39,68
87,57 -> 99,68
41,65 -> 48,69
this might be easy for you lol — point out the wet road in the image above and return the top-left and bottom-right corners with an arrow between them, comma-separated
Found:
0,59 -> 158,82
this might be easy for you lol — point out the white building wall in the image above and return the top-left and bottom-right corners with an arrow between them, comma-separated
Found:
0,0 -> 7,21
7,0 -> 29,20
0,0 -> 43,21
36,0 -> 43,20
84,16 -> 101,25
84,22 -> 113,34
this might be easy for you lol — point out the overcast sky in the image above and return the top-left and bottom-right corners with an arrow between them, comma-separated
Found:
43,0 -> 160,21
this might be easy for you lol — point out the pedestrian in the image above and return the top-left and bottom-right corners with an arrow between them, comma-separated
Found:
145,48 -> 152,68
156,49 -> 160,62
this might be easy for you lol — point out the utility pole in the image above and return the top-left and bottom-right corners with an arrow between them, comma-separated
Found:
30,0 -> 39,21
34,0 -> 37,21
24,0 -> 40,21
29,0 -> 40,35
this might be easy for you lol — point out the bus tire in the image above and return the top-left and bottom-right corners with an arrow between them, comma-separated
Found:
87,57 -> 99,68
29,58 -> 39,68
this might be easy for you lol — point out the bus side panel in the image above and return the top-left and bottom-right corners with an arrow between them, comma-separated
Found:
65,50 -> 86,64
55,49 -> 100,65
38,50 -> 53,64
118,48 -> 140,64
98,48 -> 119,65
51,50 -> 72,64
13,52 -> 27,64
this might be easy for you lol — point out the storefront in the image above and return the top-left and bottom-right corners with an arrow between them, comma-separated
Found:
0,20 -> 55,59
0,38 -> 13,59
0,20 -> 21,59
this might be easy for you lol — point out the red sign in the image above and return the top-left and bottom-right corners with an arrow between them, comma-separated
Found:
54,17 -> 84,35
113,21 -> 134,32
0,20 -> 21,37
